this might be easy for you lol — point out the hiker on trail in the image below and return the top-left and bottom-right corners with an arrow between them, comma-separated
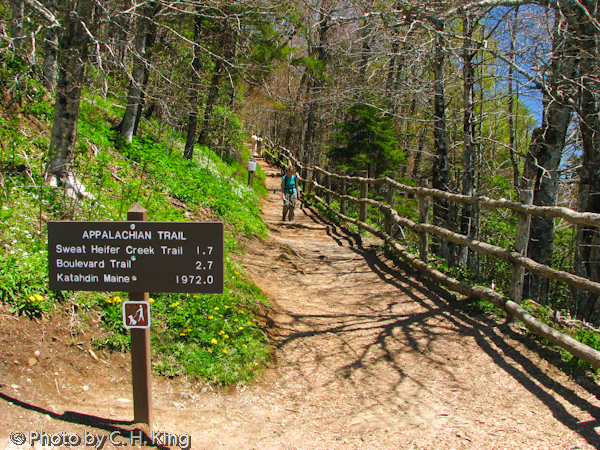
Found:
250,134 -> 258,155
281,166 -> 301,221
256,137 -> 264,155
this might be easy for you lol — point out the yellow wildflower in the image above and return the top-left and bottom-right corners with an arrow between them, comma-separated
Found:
208,349 -> 212,353
148,298 -> 154,303
113,296 -> 121,303
208,315 -> 214,320
214,307 -> 219,311
242,344 -> 247,349
28,296 -> 35,302
234,319 -> 238,322
34,294 -> 44,301
224,305 -> 229,309
247,321 -> 251,325
211,338 -> 218,344
238,327 -> 244,331
239,310 -> 245,314
219,330 -> 225,335
219,314 -> 223,318
224,334 -> 229,339
222,349 -> 227,354
171,302 -> 180,307
193,295 -> 199,299
179,333 -> 186,336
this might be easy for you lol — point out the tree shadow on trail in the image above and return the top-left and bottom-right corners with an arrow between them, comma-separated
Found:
364,244 -> 600,446
0,393 -> 171,449
272,206 -> 600,447
299,202 -> 362,249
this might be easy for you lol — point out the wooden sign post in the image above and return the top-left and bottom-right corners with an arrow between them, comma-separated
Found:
47,204 -> 225,431
248,158 -> 257,187
127,204 -> 153,430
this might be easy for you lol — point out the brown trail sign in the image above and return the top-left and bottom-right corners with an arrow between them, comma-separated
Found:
48,219 -> 224,293
47,204 -> 225,430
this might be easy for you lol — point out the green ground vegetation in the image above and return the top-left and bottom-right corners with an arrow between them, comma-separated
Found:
0,73 -> 270,385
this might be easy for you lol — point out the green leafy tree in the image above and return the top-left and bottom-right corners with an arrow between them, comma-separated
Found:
328,103 -> 404,177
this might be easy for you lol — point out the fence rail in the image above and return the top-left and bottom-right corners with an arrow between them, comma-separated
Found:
262,141 -> 600,369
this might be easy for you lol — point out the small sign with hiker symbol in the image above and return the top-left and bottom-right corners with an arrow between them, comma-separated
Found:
123,301 -> 151,329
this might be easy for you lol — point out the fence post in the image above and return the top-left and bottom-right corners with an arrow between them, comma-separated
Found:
315,168 -> 322,198
306,168 -> 314,198
325,167 -> 332,205
385,171 -> 397,235
359,170 -> 368,222
508,189 -> 533,310
301,167 -> 308,193
340,171 -> 347,215
419,180 -> 429,262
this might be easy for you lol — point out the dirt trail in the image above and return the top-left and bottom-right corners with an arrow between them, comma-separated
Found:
2,159 -> 600,450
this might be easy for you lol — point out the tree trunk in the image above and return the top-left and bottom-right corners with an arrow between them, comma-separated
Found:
303,10 -> 329,165
431,19 -> 454,266
43,26 -> 59,91
46,0 -> 95,182
284,70 -> 307,151
132,8 -> 159,137
120,3 -> 153,143
386,39 -> 400,108
573,2 -> 600,323
9,0 -> 25,50
459,14 -> 480,274
184,15 -> 204,160
411,134 -> 424,180
522,15 -> 575,305
508,7 -> 520,191
198,23 -> 237,147
359,19 -> 371,85
303,94 -> 318,164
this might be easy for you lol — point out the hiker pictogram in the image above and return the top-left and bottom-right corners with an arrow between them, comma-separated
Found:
123,301 -> 151,329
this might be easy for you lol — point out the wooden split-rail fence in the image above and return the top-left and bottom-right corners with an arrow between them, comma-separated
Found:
261,141 -> 600,369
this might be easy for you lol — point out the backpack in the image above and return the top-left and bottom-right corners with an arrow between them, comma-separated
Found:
283,174 -> 296,191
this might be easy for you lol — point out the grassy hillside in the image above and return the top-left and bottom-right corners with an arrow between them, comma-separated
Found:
0,83 -> 271,384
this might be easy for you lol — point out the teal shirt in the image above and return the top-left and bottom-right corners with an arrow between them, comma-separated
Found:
283,174 -> 297,193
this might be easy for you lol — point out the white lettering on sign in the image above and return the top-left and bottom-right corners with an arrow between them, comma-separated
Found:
91,245 -> 120,254
56,244 -> 86,254
109,259 -> 132,269
126,246 -> 155,255
104,273 -> 131,283
161,246 -> 183,255
56,259 -> 105,269
56,273 -> 99,283
157,231 -> 186,240
175,274 -> 214,284
82,230 -> 152,240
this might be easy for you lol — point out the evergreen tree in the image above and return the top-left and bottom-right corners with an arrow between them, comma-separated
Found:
328,102 -> 404,177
